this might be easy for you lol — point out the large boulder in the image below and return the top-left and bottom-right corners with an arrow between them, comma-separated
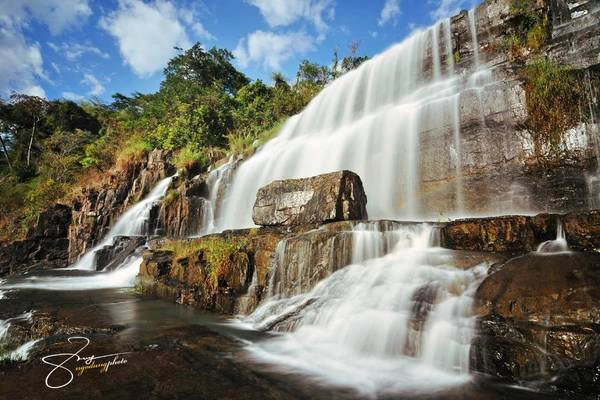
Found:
252,171 -> 368,227
471,252 -> 600,394
95,236 -> 146,271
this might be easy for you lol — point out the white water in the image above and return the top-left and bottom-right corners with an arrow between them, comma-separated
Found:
537,220 -> 569,253
71,175 -> 174,270
213,18 -> 493,231
1,339 -> 40,361
197,156 -> 238,236
0,311 -> 38,361
241,224 -> 488,395
2,255 -> 143,291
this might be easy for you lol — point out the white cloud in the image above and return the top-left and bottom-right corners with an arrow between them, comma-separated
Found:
378,0 -> 401,27
178,10 -> 215,41
81,73 -> 105,96
48,42 -> 110,62
62,91 -> 85,102
234,30 -> 315,71
0,0 -> 91,35
51,62 -> 61,74
0,25 -> 45,97
100,0 -> 192,78
429,0 -> 467,21
0,0 -> 91,97
246,0 -> 334,36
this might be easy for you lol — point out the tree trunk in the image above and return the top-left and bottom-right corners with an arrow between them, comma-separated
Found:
0,134 -> 12,171
27,116 -> 38,167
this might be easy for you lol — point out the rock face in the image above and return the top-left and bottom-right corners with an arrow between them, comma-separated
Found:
442,211 -> 600,254
413,0 -> 600,216
139,228 -> 287,314
563,210 -> 600,252
68,149 -> 173,262
95,236 -> 146,271
252,170 -> 368,227
158,176 -> 209,237
265,222 -> 355,299
471,252 -> 600,393
441,214 -> 557,253
0,204 -> 71,276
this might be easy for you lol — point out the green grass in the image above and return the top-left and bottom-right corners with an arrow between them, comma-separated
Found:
172,144 -> 209,172
161,237 -> 249,289
524,58 -> 582,159
227,118 -> 287,157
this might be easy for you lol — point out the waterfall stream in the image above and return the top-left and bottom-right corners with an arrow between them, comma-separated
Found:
211,16 -> 494,231
241,224 -> 488,395
1,176 -> 175,292
71,175 -> 175,271
218,10 -> 497,393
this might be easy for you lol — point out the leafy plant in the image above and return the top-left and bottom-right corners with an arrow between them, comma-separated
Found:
161,237 -> 248,290
524,58 -> 582,160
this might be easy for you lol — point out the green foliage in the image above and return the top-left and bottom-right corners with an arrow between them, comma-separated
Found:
117,135 -> 152,163
22,178 -> 68,227
504,0 -> 549,58
81,134 -> 111,170
173,144 -> 209,172
526,18 -> 548,51
0,41 -> 369,242
524,58 -> 583,160
161,237 -> 248,290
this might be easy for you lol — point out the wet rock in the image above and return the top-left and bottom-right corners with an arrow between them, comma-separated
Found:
252,171 -> 368,227
139,230 -> 284,314
471,252 -> 600,394
95,236 -> 146,271
0,204 -> 72,276
266,225 -> 354,298
441,214 -> 557,253
563,210 -> 600,252
158,177 -> 209,237
68,149 -> 173,262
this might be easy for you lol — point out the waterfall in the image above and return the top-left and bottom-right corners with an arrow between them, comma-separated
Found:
196,156 -> 238,235
537,219 -> 569,253
71,175 -> 175,271
242,224 -> 488,394
468,9 -> 480,69
211,16 -> 492,231
2,254 -> 144,291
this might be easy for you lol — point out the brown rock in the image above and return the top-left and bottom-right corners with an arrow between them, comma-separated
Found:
564,210 -> 600,252
441,214 -> 557,253
252,171 -> 368,227
471,252 -> 600,386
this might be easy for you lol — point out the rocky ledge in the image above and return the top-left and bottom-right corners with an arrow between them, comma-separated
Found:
139,170 -> 369,314
138,170 -> 600,396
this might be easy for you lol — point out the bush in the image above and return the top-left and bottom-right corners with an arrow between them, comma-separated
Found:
173,144 -> 209,172
524,58 -> 582,159
161,237 -> 248,290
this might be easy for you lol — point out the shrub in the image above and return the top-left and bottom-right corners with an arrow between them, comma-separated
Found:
524,58 -> 582,160
161,237 -> 248,290
173,144 -> 209,172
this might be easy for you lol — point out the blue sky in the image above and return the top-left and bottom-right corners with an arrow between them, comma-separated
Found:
0,0 -> 478,103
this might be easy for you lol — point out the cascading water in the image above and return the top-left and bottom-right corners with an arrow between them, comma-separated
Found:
241,224 -> 488,395
71,175 -> 175,271
0,176 -> 175,292
214,17 -> 493,231
537,219 -> 569,253
197,156 -> 238,235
